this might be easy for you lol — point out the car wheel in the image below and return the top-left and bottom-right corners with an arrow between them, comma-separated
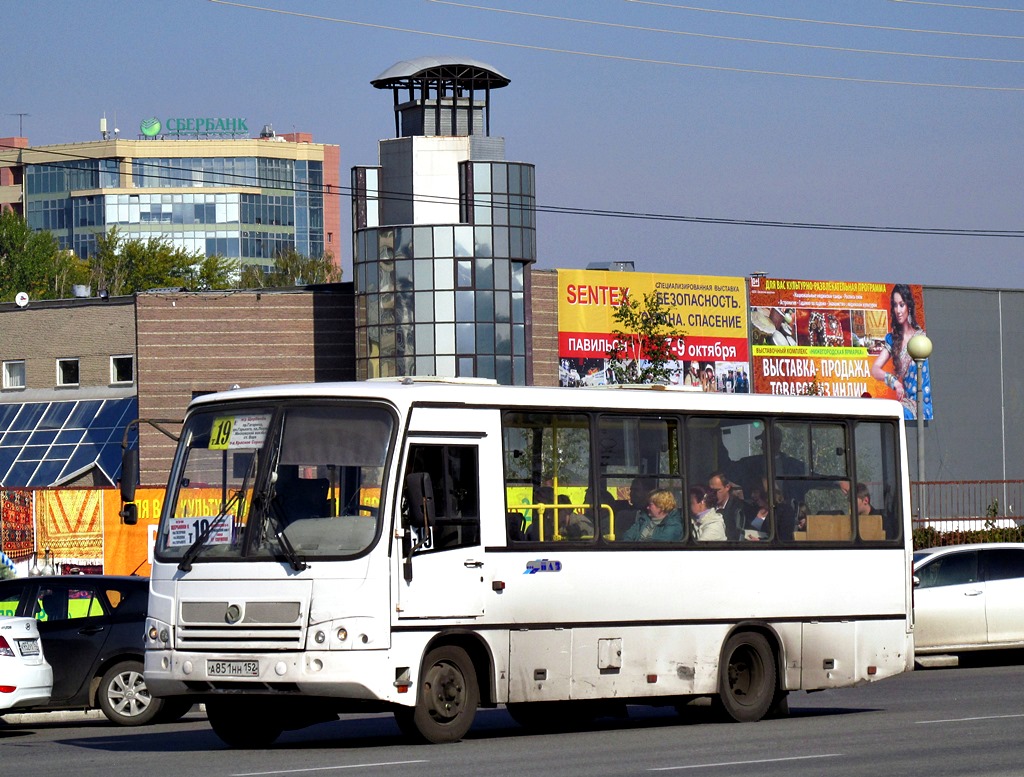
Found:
394,645 -> 479,743
713,632 -> 777,723
97,659 -> 160,726
207,698 -> 283,748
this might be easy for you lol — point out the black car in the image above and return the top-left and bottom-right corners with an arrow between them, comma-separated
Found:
0,575 -> 191,725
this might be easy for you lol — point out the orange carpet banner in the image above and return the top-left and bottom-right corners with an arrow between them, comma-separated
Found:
37,490 -> 103,565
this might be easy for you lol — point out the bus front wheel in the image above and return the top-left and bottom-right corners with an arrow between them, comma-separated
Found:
714,632 -> 777,723
395,645 -> 479,743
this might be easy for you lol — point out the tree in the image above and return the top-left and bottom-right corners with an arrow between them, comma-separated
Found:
239,247 -> 340,288
184,254 -> 238,291
605,290 -> 684,385
90,227 -> 236,294
0,209 -> 87,301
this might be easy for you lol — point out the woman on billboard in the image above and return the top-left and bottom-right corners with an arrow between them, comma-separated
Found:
870,284 -> 931,420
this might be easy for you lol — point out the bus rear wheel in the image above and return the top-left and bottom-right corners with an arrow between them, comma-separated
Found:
207,698 -> 283,748
714,632 -> 777,723
395,645 -> 479,743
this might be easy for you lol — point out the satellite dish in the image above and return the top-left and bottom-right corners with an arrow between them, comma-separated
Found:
14,291 -> 29,308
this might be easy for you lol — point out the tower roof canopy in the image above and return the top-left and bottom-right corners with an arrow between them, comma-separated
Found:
371,57 -> 510,90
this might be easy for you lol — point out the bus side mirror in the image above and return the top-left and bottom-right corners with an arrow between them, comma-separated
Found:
119,503 -> 138,526
120,448 -> 139,503
404,472 -> 436,530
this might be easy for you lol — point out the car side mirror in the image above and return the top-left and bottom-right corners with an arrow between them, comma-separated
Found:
120,448 -> 139,503
402,472 -> 435,583
119,502 -> 138,526
404,472 -> 436,530
912,574 -> 920,588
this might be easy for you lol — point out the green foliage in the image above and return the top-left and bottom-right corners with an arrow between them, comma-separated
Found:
605,290 -> 683,385
0,209 -> 88,300
185,254 -> 240,291
238,247 -> 340,289
913,525 -> 1024,550
91,227 -> 236,295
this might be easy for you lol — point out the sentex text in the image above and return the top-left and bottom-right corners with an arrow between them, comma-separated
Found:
565,285 -> 630,306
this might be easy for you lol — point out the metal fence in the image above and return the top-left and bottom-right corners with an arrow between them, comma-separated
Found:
910,480 -> 1024,535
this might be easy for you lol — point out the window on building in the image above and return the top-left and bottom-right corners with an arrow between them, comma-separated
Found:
57,358 -> 80,387
110,355 -> 134,385
2,360 -> 25,389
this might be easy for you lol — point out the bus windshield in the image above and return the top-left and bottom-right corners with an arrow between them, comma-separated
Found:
155,402 -> 395,564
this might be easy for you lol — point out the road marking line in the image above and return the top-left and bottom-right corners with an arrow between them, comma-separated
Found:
649,753 -> 843,771
232,761 -> 428,776
917,713 -> 1024,724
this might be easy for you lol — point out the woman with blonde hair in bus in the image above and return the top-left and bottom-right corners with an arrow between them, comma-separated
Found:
622,488 -> 683,542
689,485 -> 727,542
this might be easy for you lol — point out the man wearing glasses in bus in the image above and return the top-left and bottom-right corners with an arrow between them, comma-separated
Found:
708,471 -> 756,542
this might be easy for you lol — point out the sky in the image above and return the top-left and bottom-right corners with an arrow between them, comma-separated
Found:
3,0 -> 1023,289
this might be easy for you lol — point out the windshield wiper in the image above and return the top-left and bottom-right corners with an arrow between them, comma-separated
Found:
177,491 -> 241,572
265,495 -> 309,572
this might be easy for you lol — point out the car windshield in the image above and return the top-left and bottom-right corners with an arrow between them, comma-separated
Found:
155,401 -> 395,564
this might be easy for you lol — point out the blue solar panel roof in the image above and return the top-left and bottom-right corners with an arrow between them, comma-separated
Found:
0,398 -> 138,487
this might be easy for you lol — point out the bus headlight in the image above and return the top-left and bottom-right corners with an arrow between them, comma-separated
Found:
145,617 -> 172,648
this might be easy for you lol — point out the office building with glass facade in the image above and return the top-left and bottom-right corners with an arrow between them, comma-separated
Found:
352,57 -> 536,384
0,130 -> 341,273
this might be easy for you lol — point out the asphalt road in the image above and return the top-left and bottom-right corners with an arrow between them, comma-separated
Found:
4,653 -> 1024,777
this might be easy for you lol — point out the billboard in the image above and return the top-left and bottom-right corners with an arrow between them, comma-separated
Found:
558,269 -> 750,391
748,277 -> 931,419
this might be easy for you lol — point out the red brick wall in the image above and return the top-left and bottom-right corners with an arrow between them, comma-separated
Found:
322,145 -> 343,271
134,286 -> 354,484
529,268 -> 559,386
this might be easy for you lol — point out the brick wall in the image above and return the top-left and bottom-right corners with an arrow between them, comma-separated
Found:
135,285 -> 354,484
0,298 -> 135,390
529,268 -> 559,386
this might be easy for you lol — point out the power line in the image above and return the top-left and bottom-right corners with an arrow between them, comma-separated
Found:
431,0 -> 1024,65
3,140 -> 1023,240
206,0 -> 1024,92
627,0 -> 1024,40
888,0 -> 1024,12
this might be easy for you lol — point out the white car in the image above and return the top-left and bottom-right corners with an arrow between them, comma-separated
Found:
913,543 -> 1024,655
0,616 -> 53,711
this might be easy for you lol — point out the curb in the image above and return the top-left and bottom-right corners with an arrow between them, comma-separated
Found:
2,709 -> 106,725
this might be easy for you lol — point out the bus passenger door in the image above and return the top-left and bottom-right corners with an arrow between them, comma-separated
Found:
397,437 -> 486,620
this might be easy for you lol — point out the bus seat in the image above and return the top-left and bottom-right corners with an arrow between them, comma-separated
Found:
804,514 -> 852,541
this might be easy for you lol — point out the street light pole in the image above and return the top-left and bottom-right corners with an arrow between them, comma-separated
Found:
907,334 -> 933,521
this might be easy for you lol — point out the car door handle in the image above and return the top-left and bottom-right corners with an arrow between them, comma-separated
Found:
964,590 -> 983,597
78,625 -> 106,635
464,560 -> 484,568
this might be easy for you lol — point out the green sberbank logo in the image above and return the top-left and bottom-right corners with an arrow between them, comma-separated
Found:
137,116 -> 249,139
140,117 -> 162,137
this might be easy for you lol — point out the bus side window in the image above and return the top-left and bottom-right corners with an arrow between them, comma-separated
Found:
406,444 -> 480,552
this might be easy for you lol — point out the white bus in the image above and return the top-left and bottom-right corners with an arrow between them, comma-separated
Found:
131,378 -> 914,747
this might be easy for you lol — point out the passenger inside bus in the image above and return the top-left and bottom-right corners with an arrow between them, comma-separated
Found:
622,489 -> 683,542
613,476 -> 657,539
689,485 -> 727,541
708,471 -> 757,541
